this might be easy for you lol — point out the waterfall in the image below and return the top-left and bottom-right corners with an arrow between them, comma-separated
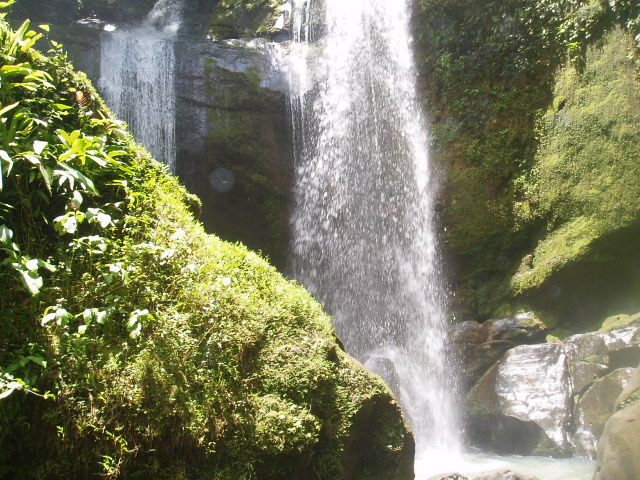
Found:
98,0 -> 183,171
288,0 -> 462,474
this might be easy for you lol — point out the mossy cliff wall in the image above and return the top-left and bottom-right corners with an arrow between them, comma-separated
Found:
415,0 -> 640,335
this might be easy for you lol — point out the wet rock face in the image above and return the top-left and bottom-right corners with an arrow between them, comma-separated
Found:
469,343 -> 573,456
573,367 -> 635,457
174,37 -> 293,268
493,344 -> 572,452
466,326 -> 640,457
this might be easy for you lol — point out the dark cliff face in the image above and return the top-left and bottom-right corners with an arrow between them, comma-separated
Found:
9,0 -> 157,24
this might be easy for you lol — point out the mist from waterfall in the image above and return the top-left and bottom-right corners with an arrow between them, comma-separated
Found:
287,0 -> 462,474
98,0 -> 182,171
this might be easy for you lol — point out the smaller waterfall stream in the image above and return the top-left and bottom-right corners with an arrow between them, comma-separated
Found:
98,0 -> 182,171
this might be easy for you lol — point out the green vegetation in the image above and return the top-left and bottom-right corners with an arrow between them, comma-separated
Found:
416,0 -> 640,329
0,10 -> 409,479
208,0 -> 286,39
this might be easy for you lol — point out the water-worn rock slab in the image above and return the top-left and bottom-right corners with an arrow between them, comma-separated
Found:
453,312 -> 547,391
593,399 -> 640,480
427,473 -> 468,480
492,343 -> 573,453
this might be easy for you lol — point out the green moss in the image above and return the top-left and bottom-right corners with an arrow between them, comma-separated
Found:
600,312 -> 640,332
208,0 -> 285,39
0,18 -> 408,480
508,30 -> 640,301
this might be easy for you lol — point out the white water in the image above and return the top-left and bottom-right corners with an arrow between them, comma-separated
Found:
287,0 -> 461,473
98,0 -> 182,171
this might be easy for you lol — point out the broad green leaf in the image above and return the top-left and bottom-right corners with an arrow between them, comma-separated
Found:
0,225 -> 12,244
41,311 -> 56,325
24,355 -> 47,368
25,258 -> 39,271
38,24 -> 50,32
0,101 -> 19,117
71,189 -> 83,206
33,140 -> 47,155
97,212 -> 111,228
0,389 -> 15,400
55,308 -> 71,326
38,163 -> 52,193
63,215 -> 77,234
19,269 -> 43,296
95,310 -> 107,324
23,154 -> 41,165
129,323 -> 142,339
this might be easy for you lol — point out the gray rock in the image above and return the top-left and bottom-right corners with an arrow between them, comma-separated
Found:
427,473 -> 468,480
565,327 -> 640,394
453,313 -> 547,392
593,366 -> 640,480
467,326 -> 640,458
593,400 -> 640,480
342,392 -> 415,480
452,320 -> 488,344
470,469 -> 539,480
485,312 -> 547,344
574,367 -> 635,457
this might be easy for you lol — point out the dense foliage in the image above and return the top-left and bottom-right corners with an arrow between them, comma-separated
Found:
0,8 -> 409,479
416,0 -> 640,327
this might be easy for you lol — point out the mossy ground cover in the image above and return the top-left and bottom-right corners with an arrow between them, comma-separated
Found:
0,12 -> 407,480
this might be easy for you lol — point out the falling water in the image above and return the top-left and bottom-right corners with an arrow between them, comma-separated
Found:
288,0 -> 462,474
98,0 -> 183,171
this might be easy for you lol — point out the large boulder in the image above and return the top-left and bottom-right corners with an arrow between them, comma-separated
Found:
468,343 -> 573,456
593,367 -> 640,480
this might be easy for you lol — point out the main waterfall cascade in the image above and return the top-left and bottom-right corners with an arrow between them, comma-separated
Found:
287,0 -> 462,472
98,0 -> 182,172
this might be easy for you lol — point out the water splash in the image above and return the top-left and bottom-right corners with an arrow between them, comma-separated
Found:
288,0 -> 462,472
98,0 -> 182,171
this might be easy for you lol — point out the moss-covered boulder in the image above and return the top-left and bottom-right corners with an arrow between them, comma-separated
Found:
0,17 -> 412,480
